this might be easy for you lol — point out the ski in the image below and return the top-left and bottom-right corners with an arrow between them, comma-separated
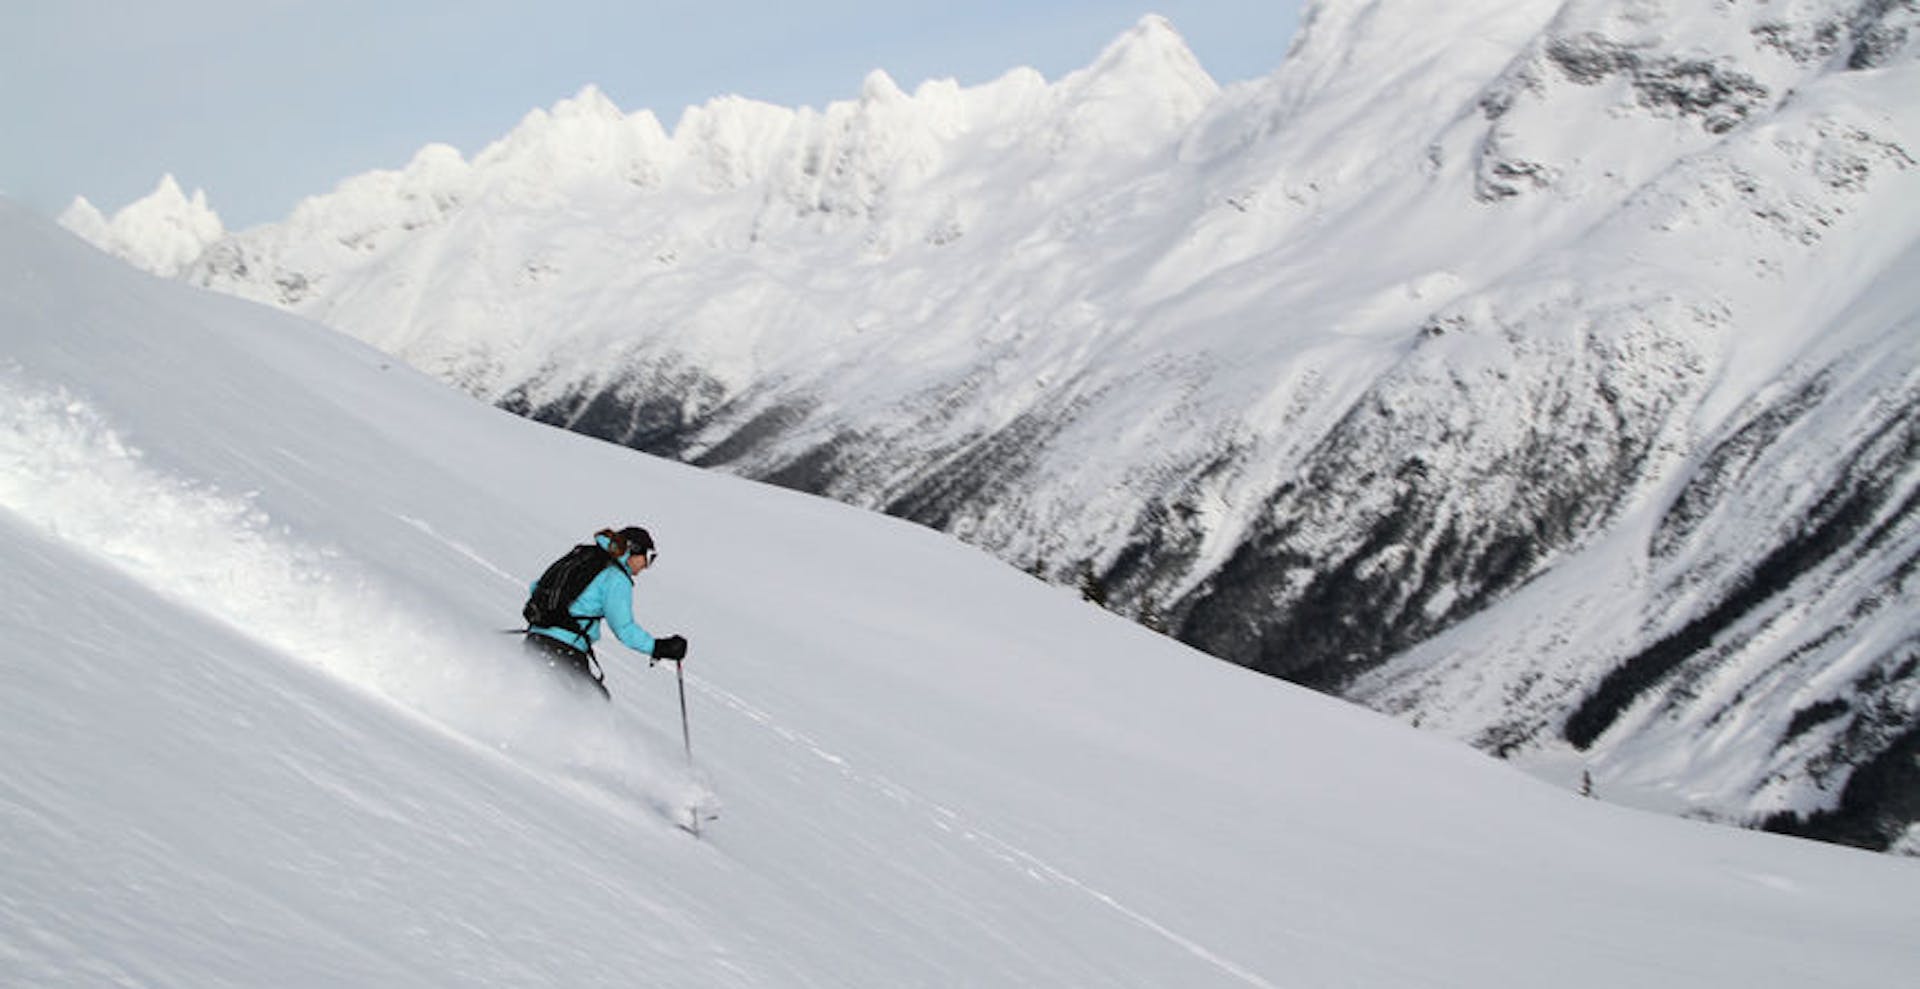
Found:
676,804 -> 720,838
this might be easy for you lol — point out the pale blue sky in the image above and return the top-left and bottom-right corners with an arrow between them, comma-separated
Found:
3,1 -> 1302,228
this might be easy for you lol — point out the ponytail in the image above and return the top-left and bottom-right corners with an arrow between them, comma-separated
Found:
596,525 -> 655,561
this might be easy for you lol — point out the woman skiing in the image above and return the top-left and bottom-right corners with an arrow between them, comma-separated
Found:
523,526 -> 688,696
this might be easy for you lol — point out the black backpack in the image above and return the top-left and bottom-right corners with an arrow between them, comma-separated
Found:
523,543 -> 628,637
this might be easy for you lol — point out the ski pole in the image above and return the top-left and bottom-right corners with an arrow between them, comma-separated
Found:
675,659 -> 693,768
674,659 -> 702,839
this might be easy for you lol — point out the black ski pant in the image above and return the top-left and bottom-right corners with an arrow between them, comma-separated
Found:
522,631 -> 609,697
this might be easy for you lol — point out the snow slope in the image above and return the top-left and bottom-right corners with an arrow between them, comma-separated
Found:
8,195 -> 1920,982
56,3 -> 1920,849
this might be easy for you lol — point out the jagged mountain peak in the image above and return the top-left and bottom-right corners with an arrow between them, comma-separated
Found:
60,173 -> 224,278
859,67 -> 909,106
1048,14 -> 1220,151
468,84 -> 672,194
1084,14 -> 1211,83
550,82 -> 626,120
55,196 -> 108,244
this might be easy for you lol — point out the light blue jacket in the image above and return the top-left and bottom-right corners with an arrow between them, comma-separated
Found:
528,534 -> 657,657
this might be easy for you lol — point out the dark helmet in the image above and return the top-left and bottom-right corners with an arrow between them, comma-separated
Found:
615,526 -> 655,561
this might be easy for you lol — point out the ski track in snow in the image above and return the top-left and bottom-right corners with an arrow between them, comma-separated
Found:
690,675 -> 1284,989
397,513 -> 520,585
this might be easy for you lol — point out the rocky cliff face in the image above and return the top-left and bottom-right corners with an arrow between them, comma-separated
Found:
69,2 -> 1920,851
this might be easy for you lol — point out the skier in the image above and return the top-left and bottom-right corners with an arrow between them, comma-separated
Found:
523,526 -> 688,696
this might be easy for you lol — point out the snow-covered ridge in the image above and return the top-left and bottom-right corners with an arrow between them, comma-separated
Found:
62,2 -> 1920,853
64,14 -> 1218,317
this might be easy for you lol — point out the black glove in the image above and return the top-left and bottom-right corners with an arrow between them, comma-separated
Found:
651,635 -> 688,662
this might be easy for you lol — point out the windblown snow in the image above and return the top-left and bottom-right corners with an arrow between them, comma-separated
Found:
55,0 -> 1920,859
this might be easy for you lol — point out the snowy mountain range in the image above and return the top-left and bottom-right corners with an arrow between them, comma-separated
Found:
63,0 -> 1920,854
